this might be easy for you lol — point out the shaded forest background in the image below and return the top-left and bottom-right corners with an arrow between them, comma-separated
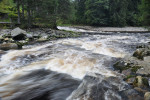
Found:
0,0 -> 149,29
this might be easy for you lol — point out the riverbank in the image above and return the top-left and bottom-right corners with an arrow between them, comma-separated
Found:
0,27 -> 81,50
58,25 -> 150,33
113,43 -> 150,99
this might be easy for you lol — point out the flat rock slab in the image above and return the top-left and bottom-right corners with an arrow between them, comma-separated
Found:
70,26 -> 149,32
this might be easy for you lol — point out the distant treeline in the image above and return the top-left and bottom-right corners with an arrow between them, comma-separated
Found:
75,0 -> 150,27
0,0 -> 149,28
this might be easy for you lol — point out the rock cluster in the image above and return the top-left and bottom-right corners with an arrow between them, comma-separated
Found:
113,43 -> 150,99
0,27 -> 81,51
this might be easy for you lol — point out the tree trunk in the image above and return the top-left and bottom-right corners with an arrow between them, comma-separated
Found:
17,0 -> 21,24
27,1 -> 32,28
21,0 -> 25,20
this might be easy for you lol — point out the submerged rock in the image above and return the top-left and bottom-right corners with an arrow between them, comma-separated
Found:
0,43 -> 18,50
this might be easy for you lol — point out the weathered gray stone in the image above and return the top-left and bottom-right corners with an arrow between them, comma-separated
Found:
11,27 -> 27,40
11,27 -> 26,37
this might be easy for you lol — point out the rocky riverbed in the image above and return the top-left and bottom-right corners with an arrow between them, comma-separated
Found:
0,27 -> 81,50
113,43 -> 150,100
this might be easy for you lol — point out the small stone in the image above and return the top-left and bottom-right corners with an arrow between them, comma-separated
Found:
144,92 -> 150,100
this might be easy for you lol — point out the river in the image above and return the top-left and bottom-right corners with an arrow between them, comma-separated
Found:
0,27 -> 150,100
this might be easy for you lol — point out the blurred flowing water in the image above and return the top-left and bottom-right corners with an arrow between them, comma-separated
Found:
0,27 -> 150,100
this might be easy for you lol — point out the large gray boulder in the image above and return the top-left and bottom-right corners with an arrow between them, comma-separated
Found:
0,43 -> 18,50
11,27 -> 27,40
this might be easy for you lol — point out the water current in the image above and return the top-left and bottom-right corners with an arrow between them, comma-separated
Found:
0,27 -> 150,100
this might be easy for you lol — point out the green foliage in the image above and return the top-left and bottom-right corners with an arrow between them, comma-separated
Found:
74,0 -> 143,27
139,0 -> 150,26
0,0 -> 15,13
1,0 -> 149,28
85,0 -> 109,26
75,0 -> 86,24
109,0 -> 128,27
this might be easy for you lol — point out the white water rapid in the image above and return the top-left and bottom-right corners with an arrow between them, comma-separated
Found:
0,27 -> 150,100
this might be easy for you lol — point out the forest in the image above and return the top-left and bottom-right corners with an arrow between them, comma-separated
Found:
1,0 -> 150,100
0,0 -> 150,29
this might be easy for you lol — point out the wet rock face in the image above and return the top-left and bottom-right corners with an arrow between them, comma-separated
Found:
113,43 -> 150,100
67,74 -> 145,100
2,69 -> 81,100
0,43 -> 18,50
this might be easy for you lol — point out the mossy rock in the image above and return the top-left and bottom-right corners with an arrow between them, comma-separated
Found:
113,61 -> 131,72
133,76 -> 149,88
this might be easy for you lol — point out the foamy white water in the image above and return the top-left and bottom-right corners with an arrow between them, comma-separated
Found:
0,27 -> 150,100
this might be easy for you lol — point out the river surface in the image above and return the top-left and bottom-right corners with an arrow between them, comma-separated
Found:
0,27 -> 150,100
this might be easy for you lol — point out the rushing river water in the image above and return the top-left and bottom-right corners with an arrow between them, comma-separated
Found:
0,27 -> 150,100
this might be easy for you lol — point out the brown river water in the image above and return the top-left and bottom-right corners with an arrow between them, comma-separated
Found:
0,27 -> 150,100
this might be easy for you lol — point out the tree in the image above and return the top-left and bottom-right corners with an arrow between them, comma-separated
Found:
139,0 -> 150,26
75,0 -> 86,24
85,0 -> 109,26
126,0 -> 141,26
57,0 -> 71,23
109,0 -> 128,27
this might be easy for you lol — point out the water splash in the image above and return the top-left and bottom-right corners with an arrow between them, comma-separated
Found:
0,28 -> 150,100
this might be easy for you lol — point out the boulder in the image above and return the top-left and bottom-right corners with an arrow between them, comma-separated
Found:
136,65 -> 150,76
11,27 -> 27,40
144,92 -> 150,100
0,43 -> 18,50
133,48 -> 150,60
